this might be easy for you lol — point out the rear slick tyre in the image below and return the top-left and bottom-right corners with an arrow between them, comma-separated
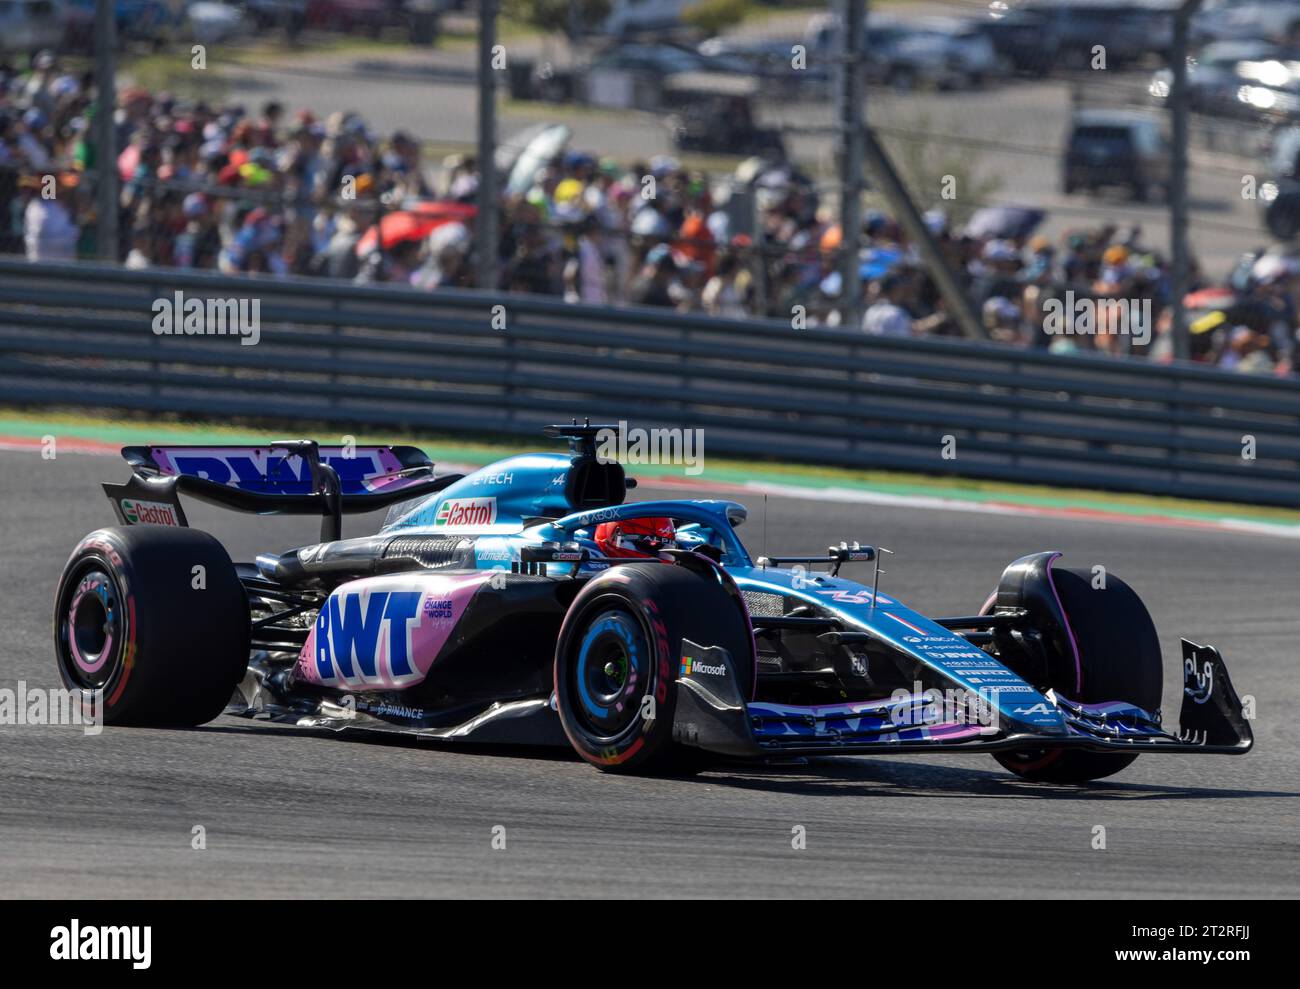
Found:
53,526 -> 249,727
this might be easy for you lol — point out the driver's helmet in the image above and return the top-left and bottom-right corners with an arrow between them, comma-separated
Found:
593,517 -> 676,559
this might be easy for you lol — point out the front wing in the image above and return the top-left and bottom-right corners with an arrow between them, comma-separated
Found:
671,639 -> 1254,759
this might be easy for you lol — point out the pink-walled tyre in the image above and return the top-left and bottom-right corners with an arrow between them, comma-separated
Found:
53,526 -> 249,727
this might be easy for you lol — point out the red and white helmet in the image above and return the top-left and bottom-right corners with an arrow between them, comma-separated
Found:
594,517 -> 676,559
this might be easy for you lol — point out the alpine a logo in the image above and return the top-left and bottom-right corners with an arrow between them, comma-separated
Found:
121,498 -> 179,526
434,497 -> 497,527
1012,703 -> 1057,716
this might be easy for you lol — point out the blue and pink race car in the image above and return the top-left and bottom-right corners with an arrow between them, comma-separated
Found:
53,424 -> 1253,783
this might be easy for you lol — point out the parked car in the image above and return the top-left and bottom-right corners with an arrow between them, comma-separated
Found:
1226,55 -> 1300,122
62,0 -> 180,52
0,0 -> 64,54
983,1 -> 1148,74
805,12 -> 998,91
1043,1 -> 1150,67
1117,1 -> 1176,59
694,34 -> 830,102
1147,39 -> 1284,115
882,16 -> 1001,90
979,4 -> 1052,75
187,1 -> 248,45
1062,109 -> 1171,200
663,75 -> 784,157
588,41 -> 721,77
1193,0 -> 1300,47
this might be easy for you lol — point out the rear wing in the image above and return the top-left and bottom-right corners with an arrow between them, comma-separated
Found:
103,441 -> 461,542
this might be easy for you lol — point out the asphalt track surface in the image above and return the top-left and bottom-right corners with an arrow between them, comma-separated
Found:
1,448 -> 1297,898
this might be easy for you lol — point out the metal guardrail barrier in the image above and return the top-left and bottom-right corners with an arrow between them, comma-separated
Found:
1,258 -> 1299,508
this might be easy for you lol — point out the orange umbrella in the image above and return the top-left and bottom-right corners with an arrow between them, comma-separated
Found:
355,202 -> 477,256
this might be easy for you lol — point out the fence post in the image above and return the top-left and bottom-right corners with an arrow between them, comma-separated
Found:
475,0 -> 500,294
1169,0 -> 1202,363
93,0 -> 118,263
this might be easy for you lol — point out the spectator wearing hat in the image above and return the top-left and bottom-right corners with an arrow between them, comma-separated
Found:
14,108 -> 52,170
983,295 -> 1028,345
970,239 -> 1023,306
630,244 -> 680,308
502,198 -> 560,296
23,52 -> 59,122
862,271 -> 913,336
173,193 -> 219,269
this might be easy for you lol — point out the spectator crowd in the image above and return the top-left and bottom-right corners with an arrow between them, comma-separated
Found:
2,52 -> 1298,377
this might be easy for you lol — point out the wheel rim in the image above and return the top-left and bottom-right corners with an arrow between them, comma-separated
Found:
568,606 -> 650,742
59,566 -> 123,690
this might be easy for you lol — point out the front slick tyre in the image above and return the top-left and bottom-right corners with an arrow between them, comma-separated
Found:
554,561 -> 753,775
53,526 -> 249,727
996,567 -> 1162,784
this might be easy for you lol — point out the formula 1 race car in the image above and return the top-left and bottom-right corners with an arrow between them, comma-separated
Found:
53,424 -> 1254,783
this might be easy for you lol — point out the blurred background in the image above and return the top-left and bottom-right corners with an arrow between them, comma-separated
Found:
5,0 -> 1300,371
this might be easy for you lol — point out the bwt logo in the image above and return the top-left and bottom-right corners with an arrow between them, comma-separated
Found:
315,590 -> 423,685
171,453 -> 385,495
